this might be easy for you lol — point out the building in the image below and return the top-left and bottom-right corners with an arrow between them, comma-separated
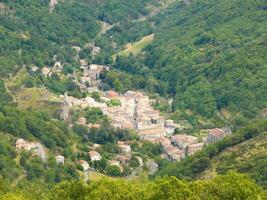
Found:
15,139 -> 46,162
109,160 -> 123,172
79,59 -> 87,67
78,160 -> 90,171
92,46 -> 101,56
55,155 -> 65,164
118,144 -> 131,155
71,46 -> 81,52
147,160 -> 158,174
206,127 -> 231,144
164,145 -> 185,162
89,151 -> 102,161
114,155 -> 130,165
171,134 -> 198,150
42,67 -> 51,78
77,117 -> 87,126
107,90 -> 119,99
165,119 -> 180,135
156,137 -> 171,148
16,138 -> 30,151
52,61 -> 63,72
187,143 -> 204,156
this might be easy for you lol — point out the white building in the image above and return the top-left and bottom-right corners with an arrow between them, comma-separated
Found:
89,151 -> 102,161
78,160 -> 90,171
55,155 -> 65,164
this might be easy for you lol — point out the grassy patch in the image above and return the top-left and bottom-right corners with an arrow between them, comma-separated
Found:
113,34 -> 154,59
15,87 -> 61,110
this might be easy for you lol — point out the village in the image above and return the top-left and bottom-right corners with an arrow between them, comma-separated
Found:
15,52 -> 233,178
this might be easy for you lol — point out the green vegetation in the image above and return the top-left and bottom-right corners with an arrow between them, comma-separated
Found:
155,119 -> 267,189
107,99 -> 121,107
0,0 -> 267,197
0,172 -> 265,200
106,0 -> 267,123
114,34 -> 154,58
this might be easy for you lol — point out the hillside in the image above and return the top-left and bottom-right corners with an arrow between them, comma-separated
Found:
201,131 -> 267,188
155,119 -> 267,189
0,0 -> 158,77
110,0 -> 267,123
0,0 -> 267,198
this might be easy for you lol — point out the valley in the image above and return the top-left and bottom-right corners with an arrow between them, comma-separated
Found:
0,0 -> 266,199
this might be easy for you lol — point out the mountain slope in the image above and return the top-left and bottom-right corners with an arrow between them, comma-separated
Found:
0,0 -> 158,77
116,0 -> 267,119
155,119 -> 267,189
201,131 -> 267,188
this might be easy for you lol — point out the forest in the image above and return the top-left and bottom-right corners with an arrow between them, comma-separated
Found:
107,0 -> 267,122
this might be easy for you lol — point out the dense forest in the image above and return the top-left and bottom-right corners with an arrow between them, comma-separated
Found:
0,0 -> 156,77
108,0 -> 267,122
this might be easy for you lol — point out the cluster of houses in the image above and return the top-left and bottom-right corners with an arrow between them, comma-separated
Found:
77,141 -> 133,172
156,127 -> 231,162
98,90 -> 180,142
79,63 -> 109,93
40,61 -> 64,78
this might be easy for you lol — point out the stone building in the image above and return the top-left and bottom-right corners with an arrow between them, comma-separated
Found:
171,134 -> 198,150
89,151 -> 102,161
206,127 -> 231,144
55,155 -> 65,164
187,143 -> 204,156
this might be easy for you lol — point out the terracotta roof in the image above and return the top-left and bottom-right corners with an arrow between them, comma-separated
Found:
107,90 -> 119,98
209,128 -> 224,137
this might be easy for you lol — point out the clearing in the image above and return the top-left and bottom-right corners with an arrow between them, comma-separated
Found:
113,34 -> 154,59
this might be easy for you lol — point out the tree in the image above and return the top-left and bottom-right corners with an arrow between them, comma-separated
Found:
105,165 -> 121,177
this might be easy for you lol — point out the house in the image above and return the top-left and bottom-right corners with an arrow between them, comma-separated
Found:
55,155 -> 64,164
77,117 -> 87,126
42,67 -> 51,78
92,143 -> 101,149
71,46 -> 81,52
109,160 -> 123,172
79,59 -> 87,67
118,144 -> 131,155
187,143 -> 204,156
89,151 -> 102,161
164,145 -> 185,162
15,139 -> 46,162
88,124 -> 101,129
156,137 -> 171,148
107,90 -> 119,99
165,119 -> 180,135
52,61 -> 63,72
31,66 -> 39,72
0,3 -> 6,10
147,160 -> 158,174
114,155 -> 130,165
171,134 -> 198,150
92,46 -> 101,56
206,127 -> 231,144
78,160 -> 90,171
16,138 -> 31,151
